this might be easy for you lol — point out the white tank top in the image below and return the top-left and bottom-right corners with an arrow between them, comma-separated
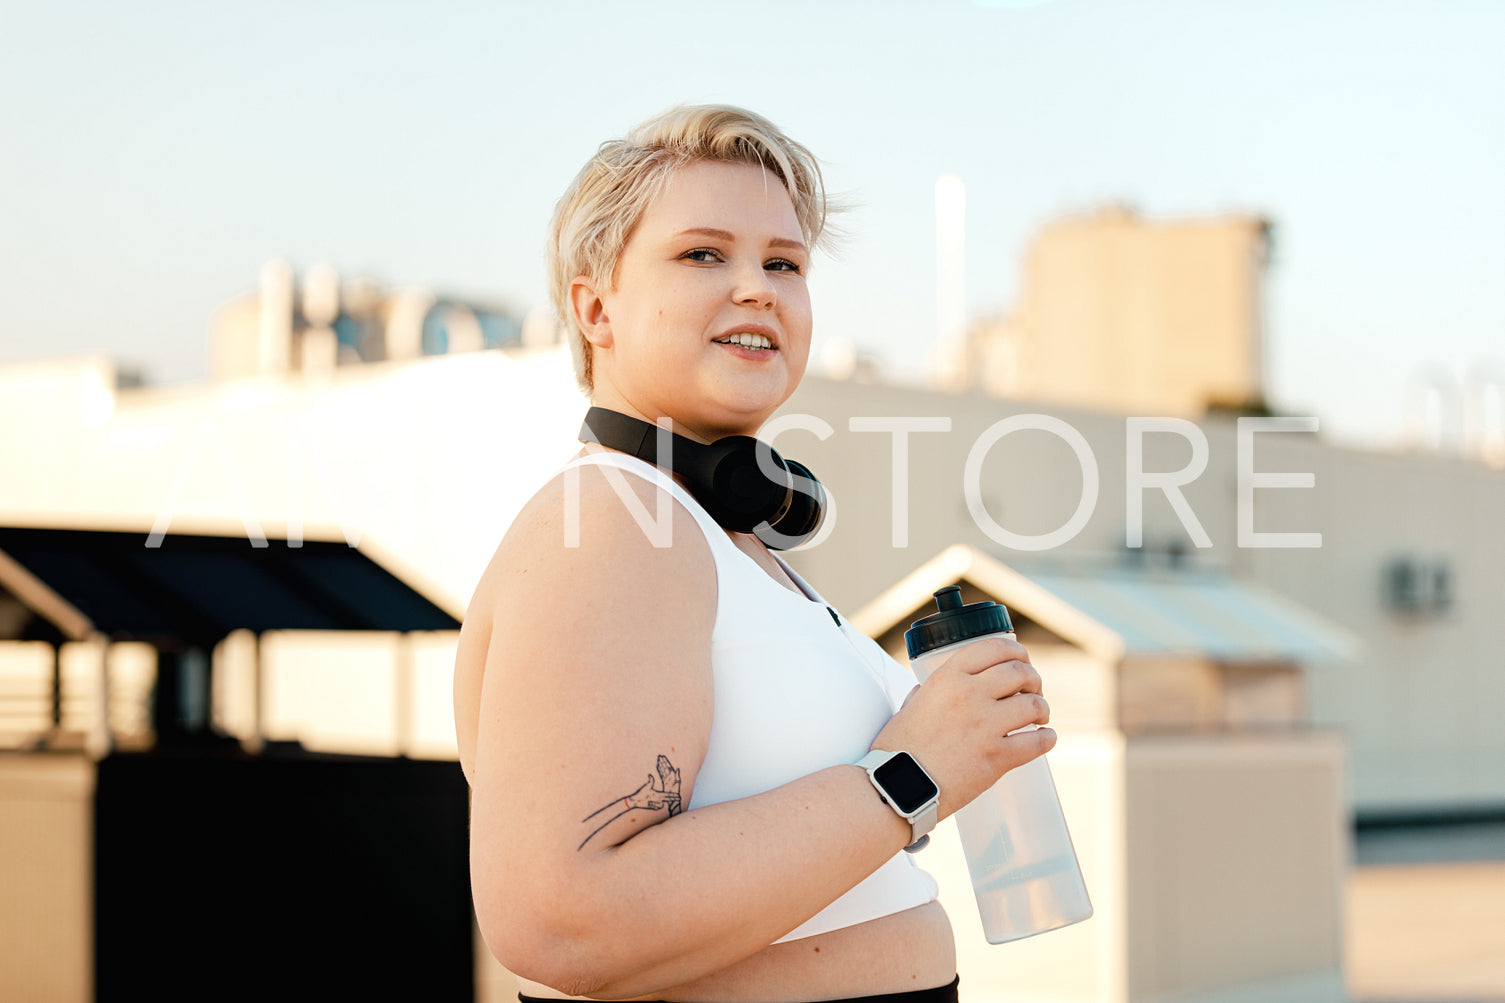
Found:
562,452 -> 939,943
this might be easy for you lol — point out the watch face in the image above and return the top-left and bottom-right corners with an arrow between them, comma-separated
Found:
874,752 -> 938,814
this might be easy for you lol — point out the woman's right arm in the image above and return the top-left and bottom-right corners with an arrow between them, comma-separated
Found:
468,467 -> 1053,999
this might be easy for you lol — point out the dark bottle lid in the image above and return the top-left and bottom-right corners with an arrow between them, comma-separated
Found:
904,586 -> 1014,659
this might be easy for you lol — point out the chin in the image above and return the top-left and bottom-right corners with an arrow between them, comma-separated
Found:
712,396 -> 790,436
729,373 -> 800,411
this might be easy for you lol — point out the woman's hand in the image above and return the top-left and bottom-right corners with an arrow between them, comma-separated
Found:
869,636 -> 1054,821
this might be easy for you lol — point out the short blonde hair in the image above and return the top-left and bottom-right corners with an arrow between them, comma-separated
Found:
547,104 -> 835,394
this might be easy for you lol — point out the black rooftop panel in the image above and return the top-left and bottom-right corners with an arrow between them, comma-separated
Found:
0,526 -> 461,645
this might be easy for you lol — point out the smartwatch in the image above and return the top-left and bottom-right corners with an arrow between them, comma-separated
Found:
855,749 -> 939,853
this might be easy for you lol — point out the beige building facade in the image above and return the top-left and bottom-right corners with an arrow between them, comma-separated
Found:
937,206 -> 1271,419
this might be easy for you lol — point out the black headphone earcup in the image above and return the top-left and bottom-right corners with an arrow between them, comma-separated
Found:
754,459 -> 825,551
698,436 -> 792,534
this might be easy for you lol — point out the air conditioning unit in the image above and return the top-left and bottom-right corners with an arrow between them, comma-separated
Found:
1383,557 -> 1452,615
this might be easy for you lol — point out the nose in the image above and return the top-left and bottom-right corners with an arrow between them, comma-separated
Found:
733,262 -> 776,309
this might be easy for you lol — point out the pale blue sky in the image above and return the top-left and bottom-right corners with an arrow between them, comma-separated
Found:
3,0 -> 1501,449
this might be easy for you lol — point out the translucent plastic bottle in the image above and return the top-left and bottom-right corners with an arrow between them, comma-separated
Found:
905,586 -> 1093,944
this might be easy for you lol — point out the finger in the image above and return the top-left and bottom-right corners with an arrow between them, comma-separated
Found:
1011,725 -> 1057,757
977,659 -> 1043,699
942,636 -> 1030,675
998,690 -> 1051,732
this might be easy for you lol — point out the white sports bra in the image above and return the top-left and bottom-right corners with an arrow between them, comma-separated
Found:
562,451 -> 939,943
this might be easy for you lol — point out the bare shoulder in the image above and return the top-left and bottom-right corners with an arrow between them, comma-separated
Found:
454,459 -> 716,782
487,459 -> 717,630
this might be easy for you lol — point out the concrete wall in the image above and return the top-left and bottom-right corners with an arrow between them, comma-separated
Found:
0,753 -> 93,1003
776,376 -> 1505,816
1122,734 -> 1347,1002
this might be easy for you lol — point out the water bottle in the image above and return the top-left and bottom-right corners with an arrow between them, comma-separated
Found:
905,586 -> 1093,944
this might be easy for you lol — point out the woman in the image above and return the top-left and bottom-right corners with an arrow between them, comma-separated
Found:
453,104 -> 1054,1002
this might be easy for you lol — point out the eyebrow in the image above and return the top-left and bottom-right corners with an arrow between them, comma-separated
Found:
674,227 -> 807,253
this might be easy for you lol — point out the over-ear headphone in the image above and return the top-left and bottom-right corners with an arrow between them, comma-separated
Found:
579,407 -> 826,551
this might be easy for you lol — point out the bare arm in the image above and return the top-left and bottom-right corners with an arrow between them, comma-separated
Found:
577,754 -> 682,851
467,467 -> 1051,998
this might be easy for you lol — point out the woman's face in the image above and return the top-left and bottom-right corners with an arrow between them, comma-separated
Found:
575,160 -> 813,442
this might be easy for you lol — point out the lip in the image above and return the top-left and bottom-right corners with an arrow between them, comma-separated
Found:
712,323 -> 780,351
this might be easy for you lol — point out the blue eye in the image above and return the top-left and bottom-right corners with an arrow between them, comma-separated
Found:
683,248 -> 722,262
766,258 -> 802,273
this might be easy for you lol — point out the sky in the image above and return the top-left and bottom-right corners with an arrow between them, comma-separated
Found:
2,0 -> 1502,451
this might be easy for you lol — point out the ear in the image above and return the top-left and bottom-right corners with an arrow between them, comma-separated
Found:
569,276 -> 613,350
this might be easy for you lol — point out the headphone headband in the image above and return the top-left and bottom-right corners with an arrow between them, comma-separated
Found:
579,407 -> 825,550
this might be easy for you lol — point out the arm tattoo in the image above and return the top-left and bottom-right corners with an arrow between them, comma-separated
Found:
579,754 -> 682,851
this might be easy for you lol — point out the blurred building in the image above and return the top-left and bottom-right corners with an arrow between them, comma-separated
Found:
936,205 -> 1271,418
209,259 -> 543,382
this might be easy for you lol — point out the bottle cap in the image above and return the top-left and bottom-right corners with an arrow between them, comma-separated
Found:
904,586 -> 1014,659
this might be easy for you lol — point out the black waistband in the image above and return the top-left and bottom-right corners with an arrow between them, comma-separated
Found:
518,974 -> 960,1003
